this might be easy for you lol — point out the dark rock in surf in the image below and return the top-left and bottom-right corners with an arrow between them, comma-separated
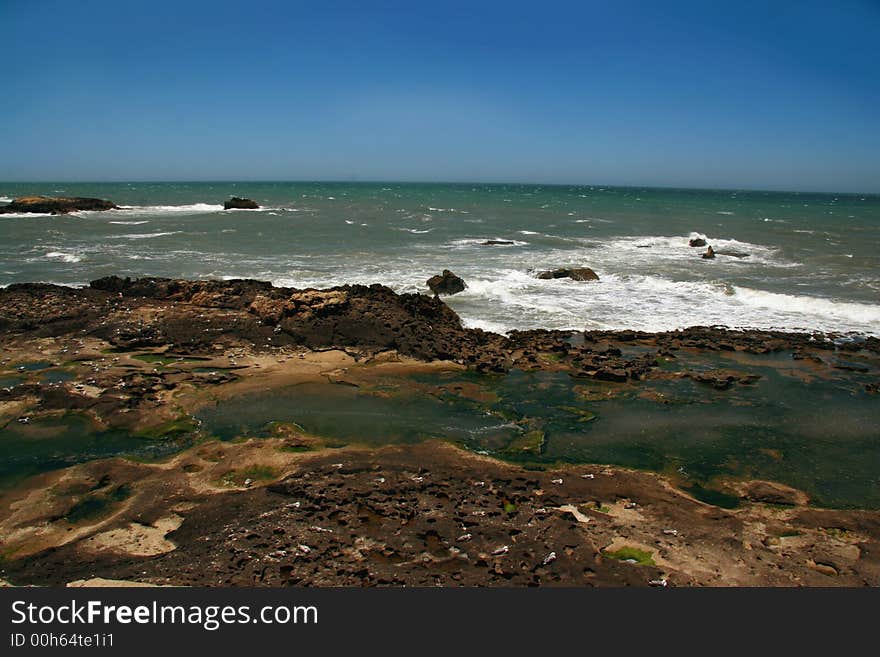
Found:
535,267 -> 599,282
689,237 -> 707,247
426,270 -> 466,296
702,246 -> 716,259
223,197 -> 260,210
0,196 -> 118,215
714,249 -> 750,259
482,240 -> 515,246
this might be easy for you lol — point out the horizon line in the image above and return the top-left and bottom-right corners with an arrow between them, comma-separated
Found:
1,178 -> 878,197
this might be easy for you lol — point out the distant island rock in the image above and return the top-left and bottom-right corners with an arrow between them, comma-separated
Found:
535,267 -> 600,282
427,269 -> 467,296
0,196 -> 118,214
223,197 -> 260,210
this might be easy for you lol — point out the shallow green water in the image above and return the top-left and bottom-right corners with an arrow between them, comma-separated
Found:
0,414 -> 193,489
39,369 -> 75,385
196,359 -> 880,508
2,351 -> 877,508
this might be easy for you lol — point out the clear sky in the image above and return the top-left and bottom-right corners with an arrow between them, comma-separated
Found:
2,0 -> 878,192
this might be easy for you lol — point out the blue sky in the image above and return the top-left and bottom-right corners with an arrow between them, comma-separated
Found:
2,0 -> 878,191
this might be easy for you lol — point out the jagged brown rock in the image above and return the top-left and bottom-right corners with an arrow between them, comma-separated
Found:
0,196 -> 118,214
426,270 -> 466,296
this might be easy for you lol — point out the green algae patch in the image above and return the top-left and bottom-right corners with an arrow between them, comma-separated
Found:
136,416 -> 200,441
218,465 -> 280,488
499,430 -> 546,456
604,546 -> 655,566
63,484 -> 132,523
558,406 -> 597,422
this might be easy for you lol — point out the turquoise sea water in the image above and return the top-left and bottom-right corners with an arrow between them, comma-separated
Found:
1,182 -> 878,334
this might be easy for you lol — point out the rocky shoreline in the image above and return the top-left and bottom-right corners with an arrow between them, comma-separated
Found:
1,277 -> 879,586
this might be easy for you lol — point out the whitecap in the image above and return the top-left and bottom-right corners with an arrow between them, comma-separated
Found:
427,207 -> 468,213
109,220 -> 149,225
116,203 -> 223,214
109,231 -> 182,239
0,212 -> 54,219
45,251 -> 82,263
732,287 -> 880,327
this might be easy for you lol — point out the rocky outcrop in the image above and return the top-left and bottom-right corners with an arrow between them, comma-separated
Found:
685,368 -> 760,390
0,196 -> 118,214
689,237 -> 707,247
426,270 -> 466,296
535,267 -> 599,282
702,246 -> 715,259
482,240 -> 515,246
3,278 -> 876,376
223,197 -> 259,210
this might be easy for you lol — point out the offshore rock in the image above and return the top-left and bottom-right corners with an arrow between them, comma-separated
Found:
0,196 -> 118,214
689,237 -> 707,247
426,270 -> 466,296
223,197 -> 259,210
535,267 -> 599,282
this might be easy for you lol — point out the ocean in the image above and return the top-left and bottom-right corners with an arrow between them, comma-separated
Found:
1,181 -> 878,335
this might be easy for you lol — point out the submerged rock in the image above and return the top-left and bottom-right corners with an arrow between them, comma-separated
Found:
714,249 -> 750,258
482,240 -> 515,246
535,267 -> 599,282
426,270 -> 466,296
0,196 -> 118,214
689,237 -> 707,247
702,246 -> 716,259
740,481 -> 809,506
687,368 -> 760,389
223,197 -> 259,210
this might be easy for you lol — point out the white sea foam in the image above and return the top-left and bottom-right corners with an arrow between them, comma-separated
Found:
594,233 -> 793,268
446,270 -> 880,336
45,251 -> 82,263
461,317 -> 512,333
116,203 -> 223,214
109,220 -> 149,225
0,196 -> 12,202
109,231 -> 182,239
0,212 -> 55,219
427,207 -> 468,213
732,287 -> 880,326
